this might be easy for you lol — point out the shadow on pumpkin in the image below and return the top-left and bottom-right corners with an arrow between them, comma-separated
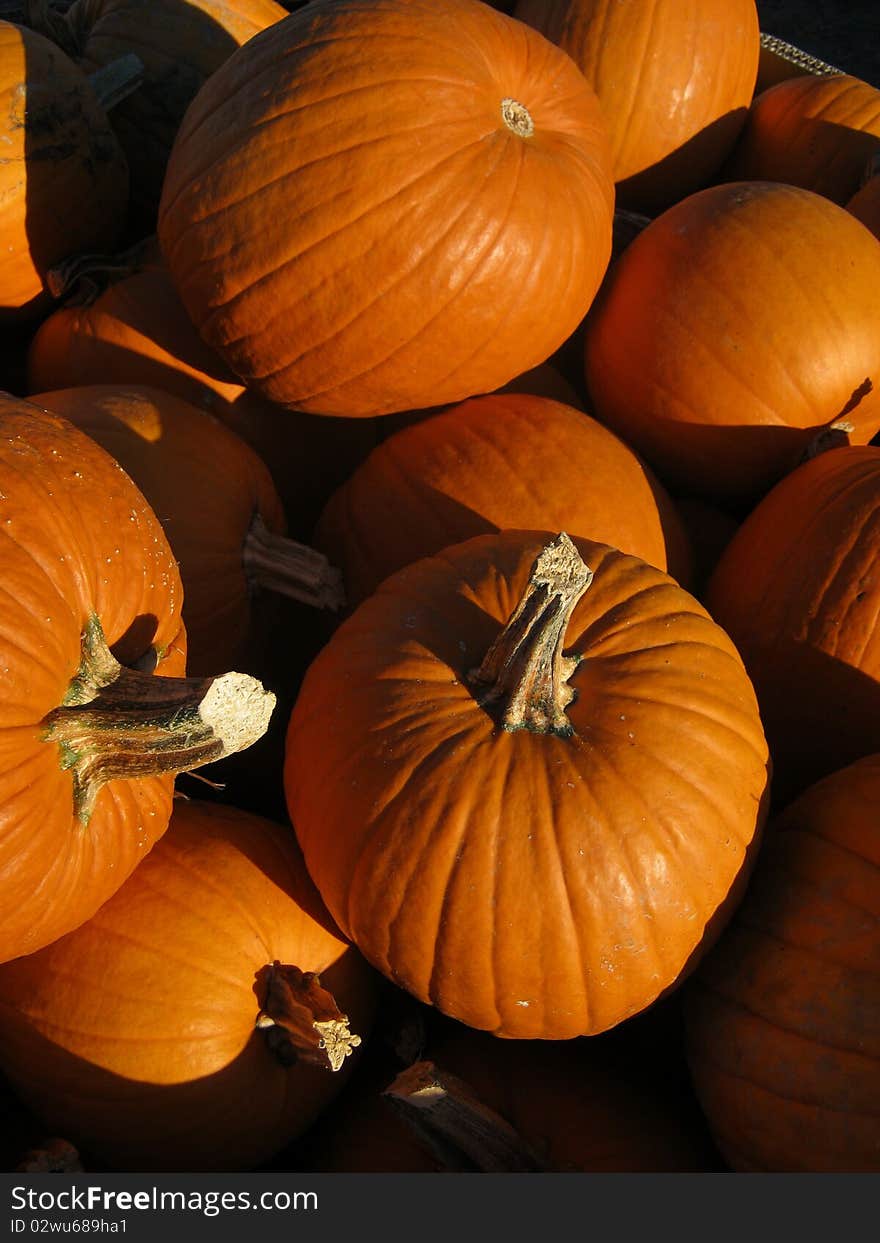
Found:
0,946 -> 370,1173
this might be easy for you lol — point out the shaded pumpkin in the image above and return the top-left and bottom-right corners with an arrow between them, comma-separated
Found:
513,0 -> 760,214
685,753 -> 880,1171
705,444 -> 880,806
157,0 -> 616,416
25,0 -> 287,232
583,181 -> 880,504
26,255 -> 379,536
315,392 -> 693,607
0,20 -> 129,320
0,799 -> 376,1172
0,394 -> 274,963
284,530 -> 770,1039
723,73 -> 880,205
846,154 -> 880,238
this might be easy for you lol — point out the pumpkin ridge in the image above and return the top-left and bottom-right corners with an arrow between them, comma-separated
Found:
194,127 -> 501,352
809,507 -> 880,663
223,133 -> 525,397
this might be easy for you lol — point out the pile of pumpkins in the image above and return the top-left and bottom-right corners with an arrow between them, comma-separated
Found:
0,0 -> 878,1176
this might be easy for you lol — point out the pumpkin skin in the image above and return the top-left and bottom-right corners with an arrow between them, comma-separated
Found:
513,0 -> 760,214
26,260 -> 379,536
724,74 -> 880,205
315,392 -> 693,607
0,394 -> 186,963
158,0 -> 616,417
0,800 -> 376,1172
583,181 -> 880,503
847,160 -> 880,239
705,445 -> 880,806
284,530 -> 770,1039
0,21 -> 128,320
685,754 -> 880,1172
38,0 -> 287,231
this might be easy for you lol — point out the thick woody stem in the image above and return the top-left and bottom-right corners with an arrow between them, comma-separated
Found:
468,532 -> 592,737
42,615 -> 275,825
256,962 -> 361,1072
46,236 -> 159,302
384,1061 -> 551,1173
243,513 -> 345,612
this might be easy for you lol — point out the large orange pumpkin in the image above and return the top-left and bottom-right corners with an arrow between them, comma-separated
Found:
724,73 -> 880,205
25,0 -> 287,230
513,0 -> 760,213
685,754 -> 880,1171
583,181 -> 880,503
315,392 -> 692,607
0,394 -> 273,963
705,444 -> 880,805
284,530 -> 770,1039
0,799 -> 376,1172
158,0 -> 616,416
0,20 -> 129,320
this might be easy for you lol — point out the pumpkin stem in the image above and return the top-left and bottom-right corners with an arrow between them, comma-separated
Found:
468,532 -> 591,736
384,1061 -> 550,1173
23,1 -> 80,58
500,97 -> 534,138
256,962 -> 361,1072
42,614 -> 275,825
242,512 -> 345,612
46,236 -> 158,304
87,53 -> 145,113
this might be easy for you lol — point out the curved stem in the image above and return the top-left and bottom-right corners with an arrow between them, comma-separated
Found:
256,962 -> 361,1072
46,235 -> 159,303
468,532 -> 592,736
42,615 -> 275,825
243,512 -> 345,612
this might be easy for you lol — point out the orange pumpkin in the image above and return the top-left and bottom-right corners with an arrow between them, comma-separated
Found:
724,73 -> 880,205
25,0 -> 287,231
0,394 -> 274,963
316,392 -> 692,607
26,257 -> 380,536
685,754 -> 880,1171
0,799 -> 376,1172
513,0 -> 760,213
705,445 -> 880,805
847,155 -> 880,238
158,0 -> 616,416
285,530 -> 770,1039
583,181 -> 880,503
0,20 -> 128,320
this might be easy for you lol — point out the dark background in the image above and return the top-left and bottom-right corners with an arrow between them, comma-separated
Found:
755,1 -> 880,85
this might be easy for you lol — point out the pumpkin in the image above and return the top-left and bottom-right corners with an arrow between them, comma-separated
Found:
847,155 -> 880,238
157,0 -> 616,417
0,799 -> 376,1172
24,0 -> 287,232
685,753 -> 880,1172
723,73 -> 880,205
30,384 -> 343,678
512,0 -> 760,214
26,255 -> 380,536
284,530 -> 770,1039
704,444 -> 880,806
0,393 -> 274,963
315,392 -> 693,607
0,20 -> 129,320
583,181 -> 880,504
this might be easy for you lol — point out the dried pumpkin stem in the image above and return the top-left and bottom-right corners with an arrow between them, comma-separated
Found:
256,962 -> 360,1072
384,1061 -> 550,1173
468,532 -> 592,736
42,615 -> 275,825
46,236 -> 158,302
243,512 -> 345,612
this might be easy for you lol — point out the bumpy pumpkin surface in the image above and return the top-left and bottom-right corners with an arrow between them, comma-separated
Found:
158,0 -> 615,416
316,392 -> 693,606
285,531 -> 770,1039
0,21 -> 128,319
583,181 -> 880,502
513,0 -> 760,214
724,73 -> 880,205
705,445 -> 880,804
685,754 -> 880,1172
0,800 -> 376,1172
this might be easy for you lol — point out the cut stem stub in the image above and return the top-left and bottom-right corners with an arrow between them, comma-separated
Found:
256,962 -> 361,1072
468,532 -> 592,737
42,614 -> 275,825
